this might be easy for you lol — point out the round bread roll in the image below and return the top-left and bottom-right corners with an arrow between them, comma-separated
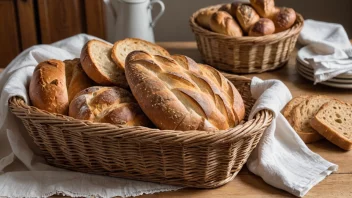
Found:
249,0 -> 279,19
125,51 -> 245,131
248,18 -> 275,36
273,7 -> 297,33
235,4 -> 260,33
210,11 -> 243,37
69,86 -> 152,127
196,8 -> 217,29
29,60 -> 69,114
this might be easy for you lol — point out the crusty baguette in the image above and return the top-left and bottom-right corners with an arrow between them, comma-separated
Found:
292,95 -> 332,143
125,51 -> 245,131
29,60 -> 69,114
80,39 -> 128,88
111,38 -> 170,69
282,95 -> 310,124
310,100 -> 352,150
69,86 -> 152,127
209,11 -> 243,37
64,58 -> 94,101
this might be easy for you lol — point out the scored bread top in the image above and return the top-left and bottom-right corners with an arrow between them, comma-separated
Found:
69,86 -> 152,127
80,39 -> 128,88
111,38 -> 170,69
29,59 -> 69,114
125,51 -> 245,131
292,95 -> 332,141
310,100 -> 352,150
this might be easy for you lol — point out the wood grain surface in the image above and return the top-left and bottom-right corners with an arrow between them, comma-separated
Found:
17,0 -> 38,50
4,41 -> 352,197
84,0 -> 106,39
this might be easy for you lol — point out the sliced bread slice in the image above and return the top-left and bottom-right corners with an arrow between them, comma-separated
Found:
310,100 -> 352,150
291,95 -> 333,143
282,95 -> 310,124
80,39 -> 128,88
111,38 -> 170,69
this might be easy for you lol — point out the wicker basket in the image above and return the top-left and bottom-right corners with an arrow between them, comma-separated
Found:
9,74 -> 273,188
189,4 -> 304,74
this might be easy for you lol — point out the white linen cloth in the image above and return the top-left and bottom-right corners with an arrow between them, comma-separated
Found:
246,78 -> 338,197
0,34 -> 337,197
298,19 -> 352,83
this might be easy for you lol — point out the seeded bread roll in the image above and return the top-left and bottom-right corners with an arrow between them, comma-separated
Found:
209,11 -> 243,37
235,4 -> 260,33
125,51 -> 245,131
69,86 -> 152,127
80,39 -> 128,88
248,18 -> 275,36
272,7 -> 297,33
29,60 -> 69,114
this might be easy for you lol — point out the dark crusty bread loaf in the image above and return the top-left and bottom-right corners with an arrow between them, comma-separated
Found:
272,7 -> 297,33
291,95 -> 333,143
64,58 -> 94,101
80,39 -> 128,88
124,51 -> 245,131
248,18 -> 275,36
310,100 -> 352,150
29,60 -> 69,114
234,4 -> 260,33
69,86 -> 152,127
111,38 -> 170,69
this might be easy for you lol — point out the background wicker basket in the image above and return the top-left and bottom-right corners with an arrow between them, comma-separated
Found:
9,74 -> 273,188
189,4 -> 304,74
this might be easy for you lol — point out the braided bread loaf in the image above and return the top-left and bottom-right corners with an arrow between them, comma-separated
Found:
125,51 -> 245,131
69,86 -> 152,127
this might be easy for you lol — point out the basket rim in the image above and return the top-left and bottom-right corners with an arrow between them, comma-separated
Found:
8,76 -> 274,146
189,4 -> 304,44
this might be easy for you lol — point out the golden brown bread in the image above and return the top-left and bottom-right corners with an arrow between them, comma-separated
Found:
29,60 -> 69,114
219,4 -> 231,13
248,18 -> 275,36
209,11 -> 243,37
272,7 -> 297,33
80,39 -> 128,88
64,58 -> 94,101
235,4 -> 260,33
249,0 -> 279,18
69,86 -> 152,127
124,51 -> 245,131
196,9 -> 217,29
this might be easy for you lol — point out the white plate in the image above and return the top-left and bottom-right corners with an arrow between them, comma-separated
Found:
297,63 -> 352,84
296,65 -> 352,89
297,46 -> 352,79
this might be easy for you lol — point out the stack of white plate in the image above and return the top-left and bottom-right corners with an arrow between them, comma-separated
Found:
296,46 -> 352,89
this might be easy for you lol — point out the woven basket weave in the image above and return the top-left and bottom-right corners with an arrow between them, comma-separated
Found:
9,74 -> 273,188
189,4 -> 304,74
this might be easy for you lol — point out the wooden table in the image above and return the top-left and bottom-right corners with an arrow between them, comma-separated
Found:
131,42 -> 352,198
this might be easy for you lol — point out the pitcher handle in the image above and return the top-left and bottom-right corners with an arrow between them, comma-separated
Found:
149,0 -> 165,28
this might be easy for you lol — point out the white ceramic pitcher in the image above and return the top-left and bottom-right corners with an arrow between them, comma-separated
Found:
111,0 -> 165,43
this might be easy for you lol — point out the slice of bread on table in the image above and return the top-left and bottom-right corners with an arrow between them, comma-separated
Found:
80,39 -> 128,88
291,95 -> 333,143
111,38 -> 170,68
310,100 -> 352,150
282,95 -> 310,124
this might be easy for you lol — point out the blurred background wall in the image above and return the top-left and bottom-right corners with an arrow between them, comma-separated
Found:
154,0 -> 352,41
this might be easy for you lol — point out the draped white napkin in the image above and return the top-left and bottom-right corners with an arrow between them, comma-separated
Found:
298,19 -> 352,83
0,34 -> 337,198
246,78 -> 338,197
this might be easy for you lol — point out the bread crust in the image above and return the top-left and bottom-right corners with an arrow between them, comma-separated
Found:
196,9 -> 217,29
235,4 -> 260,33
209,11 -> 243,37
80,39 -> 127,88
125,51 -> 245,131
282,95 -> 310,124
69,86 -> 152,127
310,100 -> 352,151
249,0 -> 278,19
111,38 -> 170,69
273,7 -> 297,33
29,59 -> 69,114
248,18 -> 275,36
